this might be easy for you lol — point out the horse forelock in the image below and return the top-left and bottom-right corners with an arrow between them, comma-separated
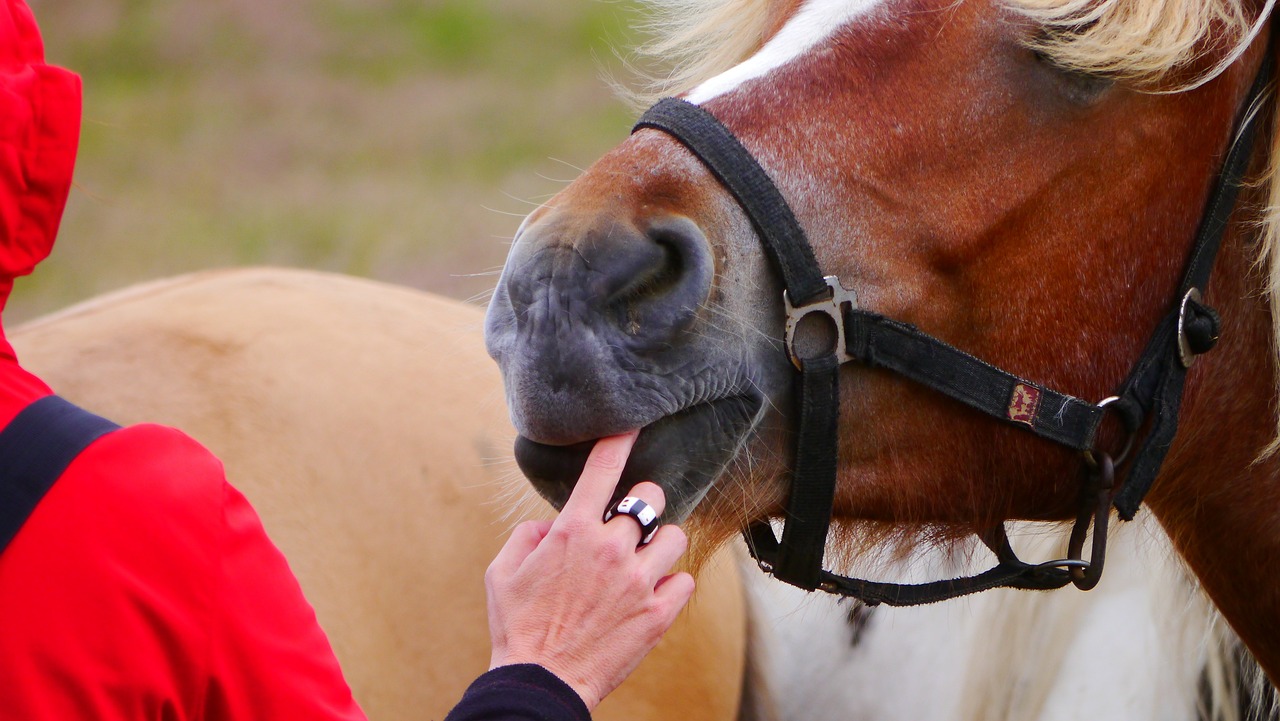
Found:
1009,0 -> 1272,86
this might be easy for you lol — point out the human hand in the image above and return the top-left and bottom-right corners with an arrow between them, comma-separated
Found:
484,431 -> 697,711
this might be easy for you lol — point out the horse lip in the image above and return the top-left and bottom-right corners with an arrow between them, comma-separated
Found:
513,393 -> 763,513
513,436 -> 598,509
513,433 -> 667,510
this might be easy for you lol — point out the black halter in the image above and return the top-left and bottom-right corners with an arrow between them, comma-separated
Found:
632,48 -> 1276,606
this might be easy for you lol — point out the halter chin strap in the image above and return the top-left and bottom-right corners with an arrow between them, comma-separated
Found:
632,45 -> 1275,606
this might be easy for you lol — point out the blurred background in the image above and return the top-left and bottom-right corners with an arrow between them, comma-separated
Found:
16,0 -> 646,323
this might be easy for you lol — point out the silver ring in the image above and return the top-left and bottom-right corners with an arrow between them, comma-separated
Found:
603,496 -> 661,545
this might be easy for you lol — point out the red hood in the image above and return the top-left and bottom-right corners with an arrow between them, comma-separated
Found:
0,0 -> 81,426
0,0 -> 81,315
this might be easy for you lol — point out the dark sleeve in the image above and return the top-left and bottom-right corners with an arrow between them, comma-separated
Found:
444,664 -> 591,721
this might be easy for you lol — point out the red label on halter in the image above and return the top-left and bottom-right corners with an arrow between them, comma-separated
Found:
1007,383 -> 1041,426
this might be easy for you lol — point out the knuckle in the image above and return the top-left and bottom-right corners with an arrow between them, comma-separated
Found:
551,516 -> 590,540
596,536 -> 631,564
643,600 -> 676,632
673,532 -> 690,557
645,526 -> 686,559
625,566 -> 651,590
483,561 -> 502,588
639,620 -> 666,647
631,481 -> 665,504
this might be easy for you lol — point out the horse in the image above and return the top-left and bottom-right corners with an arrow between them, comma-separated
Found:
484,0 -> 1280,687
8,267 -> 748,721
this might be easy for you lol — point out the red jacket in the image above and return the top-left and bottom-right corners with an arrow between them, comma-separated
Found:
0,3 -> 367,718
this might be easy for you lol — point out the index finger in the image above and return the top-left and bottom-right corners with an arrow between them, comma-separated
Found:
558,430 -> 639,520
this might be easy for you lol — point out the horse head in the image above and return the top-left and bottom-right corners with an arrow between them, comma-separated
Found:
485,0 -> 1277,555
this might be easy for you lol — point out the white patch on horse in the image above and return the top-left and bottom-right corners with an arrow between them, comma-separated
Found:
748,518 -> 1225,721
686,0 -> 885,104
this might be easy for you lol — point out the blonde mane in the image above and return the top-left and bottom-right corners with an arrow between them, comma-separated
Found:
630,0 -> 778,102
633,0 -> 1280,450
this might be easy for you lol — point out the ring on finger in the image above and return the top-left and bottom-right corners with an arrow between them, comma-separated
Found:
603,496 -> 661,545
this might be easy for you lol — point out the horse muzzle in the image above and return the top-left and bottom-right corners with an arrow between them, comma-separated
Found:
485,166 -> 784,524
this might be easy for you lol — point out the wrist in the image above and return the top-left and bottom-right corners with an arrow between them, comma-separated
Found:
490,653 -> 601,711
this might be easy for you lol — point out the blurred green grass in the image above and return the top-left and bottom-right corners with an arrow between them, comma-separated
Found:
15,0 -> 644,322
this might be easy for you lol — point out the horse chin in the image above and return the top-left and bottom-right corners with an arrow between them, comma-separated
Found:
514,393 -> 764,523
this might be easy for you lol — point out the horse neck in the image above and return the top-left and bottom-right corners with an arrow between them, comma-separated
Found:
1144,188 -> 1280,684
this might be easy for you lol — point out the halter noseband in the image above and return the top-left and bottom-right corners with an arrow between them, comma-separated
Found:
631,47 -> 1275,606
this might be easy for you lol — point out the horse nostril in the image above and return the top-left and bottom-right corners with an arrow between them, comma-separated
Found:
607,236 -> 683,306
491,213 -> 714,357
602,216 -> 713,341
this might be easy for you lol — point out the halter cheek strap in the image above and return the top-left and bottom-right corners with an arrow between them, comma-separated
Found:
636,99 -> 846,591
631,45 -> 1274,605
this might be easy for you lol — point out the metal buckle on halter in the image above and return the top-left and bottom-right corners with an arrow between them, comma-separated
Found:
784,276 -> 858,370
1178,287 -> 1212,368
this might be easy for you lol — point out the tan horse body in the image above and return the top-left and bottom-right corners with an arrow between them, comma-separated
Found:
10,267 -> 745,721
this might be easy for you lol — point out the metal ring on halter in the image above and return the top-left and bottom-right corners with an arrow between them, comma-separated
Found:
603,496 -> 661,545
1083,396 -> 1135,469
1031,558 -> 1092,571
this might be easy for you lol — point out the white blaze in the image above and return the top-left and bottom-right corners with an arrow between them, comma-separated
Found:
686,0 -> 886,104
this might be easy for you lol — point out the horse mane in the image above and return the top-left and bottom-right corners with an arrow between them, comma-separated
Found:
631,0 -> 1269,93
632,0 -> 1280,450
627,0 -> 778,103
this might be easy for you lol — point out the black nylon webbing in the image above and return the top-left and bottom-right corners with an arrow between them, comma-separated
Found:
635,97 -> 843,590
844,309 -> 1104,450
774,356 -> 840,589
0,396 -> 120,552
746,521 -> 1074,606
1112,47 -> 1274,519
635,98 -> 830,306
